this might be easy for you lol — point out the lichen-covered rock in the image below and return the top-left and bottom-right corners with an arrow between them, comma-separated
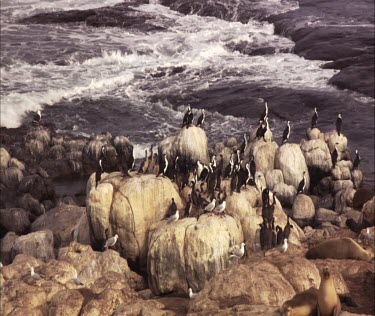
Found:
148,215 -> 243,295
251,141 -> 278,175
31,205 -> 85,248
275,144 -> 310,193
25,139 -> 45,157
87,173 -> 183,267
0,208 -> 30,234
273,182 -> 297,207
0,147 -> 11,169
292,194 -> 315,227
265,169 -> 284,191
362,196 -> 374,226
25,128 -> 51,147
1,167 -> 24,189
300,139 -> 332,175
159,126 -> 210,165
11,230 -> 55,262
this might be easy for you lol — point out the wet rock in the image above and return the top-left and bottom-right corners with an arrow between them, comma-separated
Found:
292,194 -> 315,227
251,141 -> 278,175
0,208 -> 30,234
352,188 -> 374,209
362,196 -> 374,226
31,205 -> 85,248
159,125 -> 210,165
148,215 -> 242,295
25,127 -> 51,148
273,182 -> 297,207
1,167 -> 24,189
21,9 -> 96,24
18,175 -> 55,202
275,143 -> 310,193
0,147 -> 11,169
87,173 -> 183,268
11,230 -> 55,262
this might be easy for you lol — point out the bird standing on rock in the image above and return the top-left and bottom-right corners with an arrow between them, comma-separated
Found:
331,143 -> 340,167
30,267 -> 42,280
33,110 -> 42,126
196,109 -> 205,127
297,171 -> 306,194
214,200 -> 226,217
95,159 -> 103,188
104,234 -> 118,249
204,199 -> 216,214
259,101 -> 268,123
72,269 -> 84,285
230,242 -> 245,263
353,150 -> 361,169
189,288 -> 198,299
138,150 -> 149,174
281,121 -> 290,145
169,210 -> 179,222
184,194 -> 192,217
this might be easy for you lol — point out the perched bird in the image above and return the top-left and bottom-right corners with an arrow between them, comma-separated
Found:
214,200 -> 226,217
33,110 -> 42,125
249,155 -> 256,181
204,199 -> 216,213
170,198 -> 177,216
283,216 -> 293,240
353,150 -> 361,169
30,267 -> 42,280
336,113 -> 342,136
95,159 -> 103,188
158,154 -> 169,177
297,171 -> 306,194
188,288 -> 198,299
169,210 -> 179,222
331,143 -> 339,167
311,107 -> 318,129
230,242 -> 245,260
138,150 -> 149,174
239,134 -> 248,155
281,121 -> 290,145
72,269 -> 84,286
362,227 -> 372,245
276,225 -> 283,245
104,234 -> 118,249
279,238 -> 288,254
259,101 -> 268,123
182,105 -> 191,127
223,154 -> 234,178
196,109 -> 205,127
184,194 -> 192,217
196,160 -> 204,179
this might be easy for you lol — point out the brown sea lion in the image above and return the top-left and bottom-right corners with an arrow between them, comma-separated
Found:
281,287 -> 318,316
305,237 -> 373,262
317,267 -> 341,316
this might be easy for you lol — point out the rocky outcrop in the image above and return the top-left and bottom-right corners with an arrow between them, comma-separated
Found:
0,208 -> 30,234
87,173 -> 183,267
31,205 -> 85,248
275,144 -> 310,193
18,175 -> 55,202
251,141 -> 278,175
292,194 -> 315,227
0,232 -> 19,265
265,169 -> 284,191
1,167 -> 23,189
159,126 -> 210,165
148,214 -> 243,295
273,182 -> 296,207
10,230 -> 55,262
315,208 -> 339,225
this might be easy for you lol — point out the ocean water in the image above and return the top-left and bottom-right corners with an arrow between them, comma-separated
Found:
1,0 -> 374,186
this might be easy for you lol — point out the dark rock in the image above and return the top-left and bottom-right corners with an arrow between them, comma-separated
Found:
0,208 -> 30,235
353,189 -> 374,209
0,232 -> 19,265
18,174 -> 55,202
20,10 -> 96,24
18,193 -> 44,217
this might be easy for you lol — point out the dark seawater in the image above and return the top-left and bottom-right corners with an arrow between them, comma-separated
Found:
1,0 -> 374,186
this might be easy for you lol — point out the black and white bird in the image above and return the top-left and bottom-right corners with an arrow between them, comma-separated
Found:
331,143 -> 339,167
336,113 -> 342,136
170,198 -> 177,215
188,288 -> 199,299
239,134 -> 248,155
158,154 -> 169,177
182,105 -> 191,127
353,150 -> 361,169
204,199 -> 216,213
33,110 -> 42,125
311,107 -> 318,129
297,171 -> 307,194
259,101 -> 268,123
196,109 -> 205,127
72,269 -> 84,286
224,154 -> 234,178
104,234 -> 118,249
184,194 -> 192,217
30,267 -> 43,280
283,216 -> 293,241
257,117 -> 269,141
250,155 -> 256,181
281,121 -> 290,145
245,163 -> 251,186
95,159 -> 103,188
169,210 -> 179,222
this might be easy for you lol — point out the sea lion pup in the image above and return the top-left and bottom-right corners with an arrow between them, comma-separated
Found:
317,267 -> 341,316
305,237 -> 373,262
281,287 -> 318,316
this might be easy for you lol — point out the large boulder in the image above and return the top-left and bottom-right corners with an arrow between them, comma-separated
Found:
49,290 -> 84,316
18,175 -> 55,202
324,130 -> 348,153
265,169 -> 284,191
315,208 -> 339,225
18,193 -> 44,217
275,144 -> 310,193
8,158 -> 25,171
87,173 -> 183,267
273,182 -> 297,207
292,194 -> 315,227
251,141 -> 278,175
300,139 -> 332,184
10,230 -> 55,262
1,167 -> 23,189
31,205 -> 85,248
159,126 -> 210,165
147,214 -> 243,295
0,232 -> 19,265
0,208 -> 30,234
0,147 -> 11,169
362,196 -> 374,226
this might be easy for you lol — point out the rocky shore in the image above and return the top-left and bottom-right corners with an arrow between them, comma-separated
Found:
0,114 -> 374,315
